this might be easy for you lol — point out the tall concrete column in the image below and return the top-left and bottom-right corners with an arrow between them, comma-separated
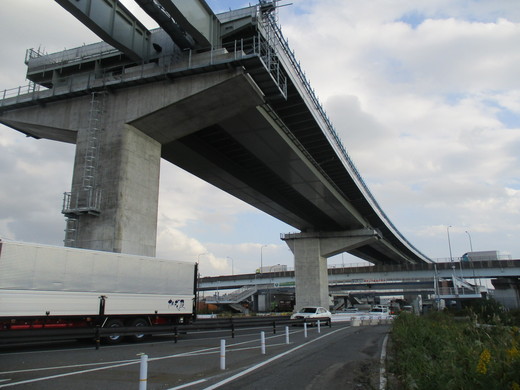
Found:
283,229 -> 381,310
491,277 -> 520,309
2,68 -> 259,258
70,121 -> 161,256
291,236 -> 329,310
64,70 -> 254,256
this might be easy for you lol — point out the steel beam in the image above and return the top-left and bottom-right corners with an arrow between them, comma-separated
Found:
157,0 -> 217,49
133,0 -> 195,50
55,0 -> 151,62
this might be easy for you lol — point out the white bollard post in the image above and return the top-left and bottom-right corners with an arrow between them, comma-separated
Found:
139,354 -> 148,390
260,331 -> 266,354
220,339 -> 226,370
304,322 -> 308,338
285,326 -> 290,344
317,320 -> 321,333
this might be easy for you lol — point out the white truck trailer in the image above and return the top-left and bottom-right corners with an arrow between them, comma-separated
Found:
462,250 -> 501,261
0,239 -> 197,341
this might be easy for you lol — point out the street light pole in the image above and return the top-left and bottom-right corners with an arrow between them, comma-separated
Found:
465,230 -> 480,290
447,225 -> 458,296
227,256 -> 234,275
197,252 -> 207,264
465,231 -> 473,252
433,261 -> 440,308
260,245 -> 267,274
447,225 -> 453,263
195,252 -> 207,316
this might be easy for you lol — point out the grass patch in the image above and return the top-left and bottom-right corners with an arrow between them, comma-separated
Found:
389,311 -> 520,389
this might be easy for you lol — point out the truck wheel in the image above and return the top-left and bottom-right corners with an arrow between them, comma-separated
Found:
104,319 -> 124,344
128,318 -> 149,342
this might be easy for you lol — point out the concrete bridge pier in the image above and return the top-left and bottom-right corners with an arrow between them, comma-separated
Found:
0,91 -> 161,256
282,229 -> 381,310
1,67 -> 260,257
492,277 -> 520,309
69,120 -> 161,256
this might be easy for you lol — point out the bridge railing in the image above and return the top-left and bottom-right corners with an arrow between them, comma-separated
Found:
1,83 -> 41,101
25,42 -> 120,73
0,36 -> 286,108
206,285 -> 259,303
329,262 -> 374,270
437,286 -> 481,296
327,258 -> 520,275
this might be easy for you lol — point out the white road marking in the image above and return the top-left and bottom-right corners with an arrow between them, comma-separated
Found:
0,361 -> 138,388
202,326 -> 351,390
167,379 -> 207,389
0,359 -> 136,375
379,333 -> 389,390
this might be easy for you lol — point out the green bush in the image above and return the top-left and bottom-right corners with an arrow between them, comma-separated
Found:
461,298 -> 509,325
390,312 -> 520,390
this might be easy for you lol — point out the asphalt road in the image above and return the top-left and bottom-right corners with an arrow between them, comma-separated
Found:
0,322 -> 390,389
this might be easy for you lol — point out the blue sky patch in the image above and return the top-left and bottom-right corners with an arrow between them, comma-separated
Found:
483,97 -> 520,129
397,10 -> 426,29
444,93 -> 467,105
497,108 -> 520,129
507,180 -> 520,190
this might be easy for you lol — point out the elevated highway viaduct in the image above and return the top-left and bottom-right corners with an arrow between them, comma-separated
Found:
200,260 -> 520,308
200,259 -> 520,290
0,1 -> 430,309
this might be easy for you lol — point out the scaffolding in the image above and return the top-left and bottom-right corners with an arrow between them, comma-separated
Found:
248,1 -> 287,100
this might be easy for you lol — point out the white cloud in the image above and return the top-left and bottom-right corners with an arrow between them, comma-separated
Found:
155,225 -> 291,276
158,162 -> 254,230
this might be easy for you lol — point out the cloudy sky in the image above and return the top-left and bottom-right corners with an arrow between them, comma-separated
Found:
0,0 -> 518,276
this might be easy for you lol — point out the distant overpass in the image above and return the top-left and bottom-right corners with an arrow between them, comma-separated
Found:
199,259 -> 520,291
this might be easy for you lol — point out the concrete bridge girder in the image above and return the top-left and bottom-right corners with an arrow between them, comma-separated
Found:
283,229 -> 381,310
0,68 -> 264,255
129,71 -> 265,144
0,68 -> 251,141
0,95 -> 93,143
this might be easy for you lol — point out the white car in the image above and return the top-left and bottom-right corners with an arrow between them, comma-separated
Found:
291,306 -> 332,321
368,305 -> 391,316
368,305 -> 390,314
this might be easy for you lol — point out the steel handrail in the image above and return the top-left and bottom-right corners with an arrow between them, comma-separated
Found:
0,316 -> 331,347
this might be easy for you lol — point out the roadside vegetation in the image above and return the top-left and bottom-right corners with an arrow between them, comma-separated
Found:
389,300 -> 520,390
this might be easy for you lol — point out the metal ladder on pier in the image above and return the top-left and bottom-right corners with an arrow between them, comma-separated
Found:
62,91 -> 106,247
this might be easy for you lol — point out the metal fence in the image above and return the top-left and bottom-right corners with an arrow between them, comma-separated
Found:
1,35 -> 285,108
0,316 -> 330,348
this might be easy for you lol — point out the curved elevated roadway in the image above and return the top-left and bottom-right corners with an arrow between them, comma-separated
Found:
145,8 -> 431,266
